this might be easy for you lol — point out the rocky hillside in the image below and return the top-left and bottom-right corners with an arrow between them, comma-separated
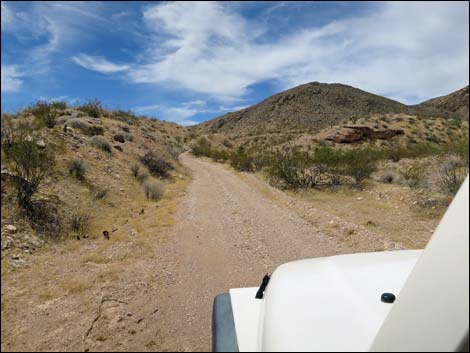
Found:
412,85 -> 469,120
195,83 -> 469,140
1,102 -> 189,267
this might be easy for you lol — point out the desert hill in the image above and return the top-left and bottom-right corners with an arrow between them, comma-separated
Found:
196,82 -> 410,135
412,85 -> 469,120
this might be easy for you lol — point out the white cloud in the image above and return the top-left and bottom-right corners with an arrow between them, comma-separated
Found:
2,2 -> 115,78
134,104 -> 199,125
1,1 -> 14,29
72,54 -> 129,74
1,65 -> 23,92
123,1 -> 468,104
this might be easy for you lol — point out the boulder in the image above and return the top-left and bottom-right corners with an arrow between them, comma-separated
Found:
5,225 -> 17,233
325,125 -> 404,143
36,139 -> 46,148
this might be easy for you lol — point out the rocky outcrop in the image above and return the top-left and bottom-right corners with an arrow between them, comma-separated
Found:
325,126 -> 404,143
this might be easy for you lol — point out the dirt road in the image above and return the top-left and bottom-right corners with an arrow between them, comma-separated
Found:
155,154 -> 345,351
2,154 -> 392,352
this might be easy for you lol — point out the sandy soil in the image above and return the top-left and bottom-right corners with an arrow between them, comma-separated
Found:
1,154 -> 412,352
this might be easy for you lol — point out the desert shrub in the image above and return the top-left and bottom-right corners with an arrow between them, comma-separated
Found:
313,146 -> 379,184
222,139 -> 233,148
378,171 -> 403,184
141,151 -> 173,178
69,212 -> 90,236
90,136 -> 112,153
401,164 -> 426,188
123,132 -> 134,141
113,134 -> 125,143
338,148 -> 378,183
107,110 -> 138,125
1,114 -> 17,153
85,125 -> 104,136
438,156 -> 468,195
446,138 -> 469,166
50,101 -> 67,110
27,200 -> 66,238
68,159 -> 86,181
167,144 -> 184,160
78,99 -> 102,118
131,163 -> 140,178
121,125 -> 130,133
9,136 -> 56,210
130,163 -> 148,183
143,180 -> 165,200
210,149 -> 230,162
384,142 -> 443,162
136,170 -> 149,183
381,173 -> 395,184
266,148 -> 333,188
426,134 -> 441,144
27,101 -> 57,128
93,188 -> 108,200
191,137 -> 212,157
67,118 -> 91,132
230,148 -> 255,172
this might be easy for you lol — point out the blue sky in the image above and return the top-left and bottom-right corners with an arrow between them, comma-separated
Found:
1,1 -> 469,125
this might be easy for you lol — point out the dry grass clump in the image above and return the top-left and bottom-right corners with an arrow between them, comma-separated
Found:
143,180 -> 165,200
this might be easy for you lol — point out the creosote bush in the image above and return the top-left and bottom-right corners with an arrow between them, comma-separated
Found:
27,101 -> 63,128
141,151 -> 173,178
9,132 -> 56,210
438,155 -> 468,195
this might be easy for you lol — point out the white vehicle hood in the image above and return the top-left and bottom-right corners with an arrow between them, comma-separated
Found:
230,250 -> 421,352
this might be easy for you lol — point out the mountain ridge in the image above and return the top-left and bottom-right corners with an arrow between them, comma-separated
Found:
195,82 -> 469,136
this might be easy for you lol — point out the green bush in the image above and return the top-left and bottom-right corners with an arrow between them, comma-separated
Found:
50,101 -> 67,110
313,146 -> 379,183
110,110 -> 138,125
28,101 -> 56,128
85,125 -> 104,136
78,99 -> 102,118
9,136 -> 56,210
230,148 -> 255,172
210,149 -> 230,162
337,148 -> 378,183
191,137 -> 212,157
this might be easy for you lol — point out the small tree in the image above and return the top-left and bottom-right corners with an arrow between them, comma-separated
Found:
9,138 -> 55,210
